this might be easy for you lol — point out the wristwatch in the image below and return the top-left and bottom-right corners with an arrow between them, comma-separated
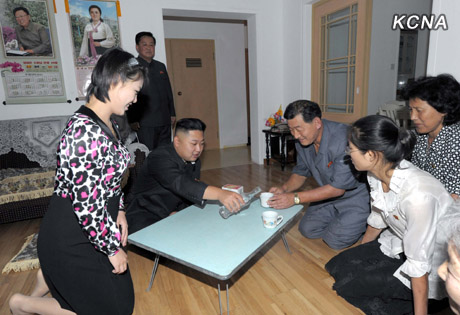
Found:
294,193 -> 300,205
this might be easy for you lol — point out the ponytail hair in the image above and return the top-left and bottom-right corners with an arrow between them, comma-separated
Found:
349,115 -> 416,169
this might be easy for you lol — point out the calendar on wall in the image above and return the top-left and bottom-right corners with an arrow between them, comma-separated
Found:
0,0 -> 67,104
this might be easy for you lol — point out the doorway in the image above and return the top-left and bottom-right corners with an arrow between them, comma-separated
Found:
163,17 -> 250,153
165,38 -> 220,150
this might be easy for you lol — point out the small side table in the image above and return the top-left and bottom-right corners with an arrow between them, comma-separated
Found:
262,128 -> 296,171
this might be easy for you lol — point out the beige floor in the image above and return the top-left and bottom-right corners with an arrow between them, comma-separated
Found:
200,145 -> 252,170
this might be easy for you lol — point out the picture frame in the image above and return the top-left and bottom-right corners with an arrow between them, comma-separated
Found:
68,0 -> 120,97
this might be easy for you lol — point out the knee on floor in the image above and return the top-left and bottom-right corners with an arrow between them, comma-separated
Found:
323,231 -> 361,250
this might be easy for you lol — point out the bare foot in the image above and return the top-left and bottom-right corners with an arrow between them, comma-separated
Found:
9,293 -> 28,315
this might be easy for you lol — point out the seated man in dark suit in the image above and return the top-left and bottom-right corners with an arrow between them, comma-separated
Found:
126,118 -> 244,234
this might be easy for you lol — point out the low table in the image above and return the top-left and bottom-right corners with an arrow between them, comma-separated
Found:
128,201 -> 304,314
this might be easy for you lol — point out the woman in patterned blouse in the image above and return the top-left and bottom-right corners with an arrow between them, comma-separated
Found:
9,48 -> 145,314
403,74 -> 460,200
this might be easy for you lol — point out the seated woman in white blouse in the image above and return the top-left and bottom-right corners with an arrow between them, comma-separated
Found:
326,115 -> 453,315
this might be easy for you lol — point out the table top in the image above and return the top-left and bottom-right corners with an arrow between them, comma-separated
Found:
128,200 -> 303,280
262,128 -> 292,135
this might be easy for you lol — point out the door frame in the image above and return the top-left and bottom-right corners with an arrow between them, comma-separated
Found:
311,0 -> 373,124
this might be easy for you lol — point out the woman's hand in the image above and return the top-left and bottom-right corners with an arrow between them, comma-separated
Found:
109,249 -> 128,274
117,211 -> 128,247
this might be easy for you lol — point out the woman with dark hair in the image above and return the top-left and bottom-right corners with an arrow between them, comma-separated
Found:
9,48 -> 145,315
79,4 -> 115,57
403,74 -> 460,200
326,115 -> 453,315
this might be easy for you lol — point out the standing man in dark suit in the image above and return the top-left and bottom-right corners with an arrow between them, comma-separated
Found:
127,31 -> 176,150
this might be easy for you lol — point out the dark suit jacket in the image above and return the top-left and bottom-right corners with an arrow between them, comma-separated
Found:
126,143 -> 208,233
127,57 -> 175,127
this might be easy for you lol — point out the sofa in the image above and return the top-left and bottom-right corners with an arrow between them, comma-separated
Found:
0,115 -> 70,223
0,115 -> 149,224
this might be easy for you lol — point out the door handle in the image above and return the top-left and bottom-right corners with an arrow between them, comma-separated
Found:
178,91 -> 182,96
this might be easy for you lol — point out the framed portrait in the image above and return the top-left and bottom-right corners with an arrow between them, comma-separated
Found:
0,0 -> 54,57
68,0 -> 120,98
0,0 -> 66,104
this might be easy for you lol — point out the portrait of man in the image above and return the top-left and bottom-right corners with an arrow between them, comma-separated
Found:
0,0 -> 53,57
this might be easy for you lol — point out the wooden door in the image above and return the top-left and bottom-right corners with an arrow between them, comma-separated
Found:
165,39 -> 220,150
311,0 -> 372,124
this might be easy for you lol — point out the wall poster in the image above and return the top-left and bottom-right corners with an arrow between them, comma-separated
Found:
0,0 -> 66,104
67,0 -> 121,98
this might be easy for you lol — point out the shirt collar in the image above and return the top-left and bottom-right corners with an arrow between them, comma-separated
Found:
75,105 -> 120,143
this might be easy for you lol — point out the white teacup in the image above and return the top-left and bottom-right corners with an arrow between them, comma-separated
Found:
262,210 -> 283,228
260,192 -> 274,208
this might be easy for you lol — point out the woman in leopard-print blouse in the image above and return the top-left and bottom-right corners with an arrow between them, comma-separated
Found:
9,48 -> 146,315
403,74 -> 460,199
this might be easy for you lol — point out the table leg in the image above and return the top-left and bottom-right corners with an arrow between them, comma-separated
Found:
265,133 -> 270,165
280,134 -> 286,171
217,282 -> 230,315
226,283 -> 229,315
218,283 -> 222,315
146,254 -> 160,292
281,231 -> 292,254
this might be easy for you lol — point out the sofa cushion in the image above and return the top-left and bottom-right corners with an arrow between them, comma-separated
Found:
0,167 -> 55,205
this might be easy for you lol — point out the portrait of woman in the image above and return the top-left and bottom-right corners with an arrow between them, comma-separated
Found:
79,4 -> 115,57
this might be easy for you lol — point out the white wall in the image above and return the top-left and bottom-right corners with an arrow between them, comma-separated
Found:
163,20 -> 247,148
367,0 -> 431,116
0,0 -> 324,165
283,1 -> 312,104
427,0 -> 460,79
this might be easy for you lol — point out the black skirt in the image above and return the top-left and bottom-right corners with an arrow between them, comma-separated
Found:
325,239 -> 413,315
37,194 -> 134,315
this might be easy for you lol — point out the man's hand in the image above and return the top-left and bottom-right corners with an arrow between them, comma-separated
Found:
109,249 -> 128,274
219,190 -> 244,212
130,122 -> 140,131
268,193 -> 295,209
116,211 -> 128,247
269,186 -> 285,195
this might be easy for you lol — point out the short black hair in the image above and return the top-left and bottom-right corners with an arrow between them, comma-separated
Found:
89,5 -> 103,22
402,74 -> 460,125
86,48 -> 146,103
175,118 -> 206,135
284,99 -> 322,122
135,32 -> 156,46
349,115 -> 416,169
13,7 -> 29,16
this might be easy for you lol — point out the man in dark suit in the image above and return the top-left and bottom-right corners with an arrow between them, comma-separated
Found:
126,118 -> 244,234
127,31 -> 175,150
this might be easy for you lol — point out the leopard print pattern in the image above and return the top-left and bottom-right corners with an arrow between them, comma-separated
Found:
54,113 -> 130,256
